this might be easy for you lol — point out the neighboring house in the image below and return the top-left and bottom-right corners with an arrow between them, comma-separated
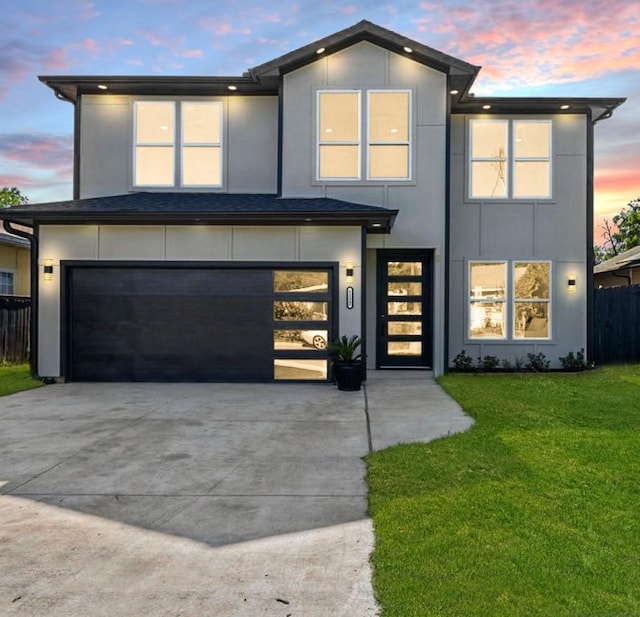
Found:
0,232 -> 30,297
0,20 -> 625,382
594,245 -> 640,287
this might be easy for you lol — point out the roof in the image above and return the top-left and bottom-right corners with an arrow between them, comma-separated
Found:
594,245 -> 640,274
39,19 -> 625,119
0,231 -> 30,249
0,192 -> 398,232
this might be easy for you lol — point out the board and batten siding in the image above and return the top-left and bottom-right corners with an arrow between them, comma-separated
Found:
281,41 -> 449,373
37,224 -> 362,377
448,114 -> 589,367
78,95 -> 279,198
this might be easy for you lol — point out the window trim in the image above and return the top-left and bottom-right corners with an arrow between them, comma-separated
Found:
133,99 -> 224,190
467,260 -> 552,341
468,118 -> 552,201
316,88 -> 413,183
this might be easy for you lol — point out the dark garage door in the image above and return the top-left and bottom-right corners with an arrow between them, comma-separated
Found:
66,264 -> 334,382
68,266 -> 275,382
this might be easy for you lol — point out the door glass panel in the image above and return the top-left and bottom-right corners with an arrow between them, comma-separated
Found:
274,359 -> 327,380
388,341 -> 422,356
388,282 -> 422,296
274,271 -> 329,293
388,262 -> 422,276
388,301 -> 421,315
273,330 -> 328,350
274,301 -> 327,321
388,321 -> 422,336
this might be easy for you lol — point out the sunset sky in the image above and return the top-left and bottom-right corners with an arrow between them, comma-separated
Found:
1,0 -> 638,243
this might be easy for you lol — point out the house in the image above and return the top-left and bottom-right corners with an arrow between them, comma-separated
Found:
594,245 -> 640,287
0,20 -> 625,382
0,232 -> 30,297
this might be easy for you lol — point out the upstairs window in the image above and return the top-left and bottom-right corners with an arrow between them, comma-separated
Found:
317,89 -> 411,181
469,119 -> 551,199
134,101 -> 223,188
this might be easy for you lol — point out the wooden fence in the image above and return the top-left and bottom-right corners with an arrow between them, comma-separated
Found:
593,285 -> 640,364
0,296 -> 31,364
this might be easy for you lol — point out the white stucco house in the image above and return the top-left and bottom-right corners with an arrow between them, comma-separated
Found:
1,20 -> 625,382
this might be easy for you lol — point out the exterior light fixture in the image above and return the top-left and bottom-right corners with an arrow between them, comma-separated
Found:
43,259 -> 53,281
450,89 -> 459,95
403,46 -> 413,53
482,104 -> 492,110
345,262 -> 354,283
567,273 -> 577,292
560,104 -> 571,110
371,223 -> 382,228
97,84 -> 108,90
227,85 -> 238,91
316,47 -> 326,54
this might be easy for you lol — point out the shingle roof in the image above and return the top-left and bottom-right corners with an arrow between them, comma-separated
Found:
594,245 -> 640,273
0,192 -> 398,232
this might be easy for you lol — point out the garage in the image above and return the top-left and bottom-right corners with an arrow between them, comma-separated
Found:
65,263 -> 334,382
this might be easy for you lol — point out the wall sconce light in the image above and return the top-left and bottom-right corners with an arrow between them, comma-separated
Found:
43,259 -> 53,281
345,262 -> 354,283
567,273 -> 576,292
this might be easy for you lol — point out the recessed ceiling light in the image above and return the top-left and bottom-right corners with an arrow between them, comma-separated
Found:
372,223 -> 382,228
97,84 -> 108,90
450,89 -> 459,95
316,47 -> 325,54
560,104 -> 571,110
403,46 -> 413,53
482,104 -> 492,110
227,85 -> 238,91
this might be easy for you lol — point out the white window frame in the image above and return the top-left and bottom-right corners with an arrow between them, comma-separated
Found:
316,88 -> 412,182
468,261 -> 508,340
467,260 -> 552,341
316,90 -> 362,181
133,100 -> 223,189
512,260 -> 552,340
0,269 -> 16,296
468,119 -> 552,200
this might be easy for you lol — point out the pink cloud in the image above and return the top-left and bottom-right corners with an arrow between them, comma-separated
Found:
0,134 -> 73,176
341,5 -> 358,14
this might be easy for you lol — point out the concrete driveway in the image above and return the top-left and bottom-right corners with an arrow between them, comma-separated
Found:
0,375 -> 472,616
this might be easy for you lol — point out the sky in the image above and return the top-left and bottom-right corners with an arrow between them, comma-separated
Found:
1,0 -> 638,242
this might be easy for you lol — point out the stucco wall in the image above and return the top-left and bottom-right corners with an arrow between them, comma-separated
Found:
448,114 -> 589,367
37,224 -> 362,377
79,95 -> 279,198
282,41 -> 448,373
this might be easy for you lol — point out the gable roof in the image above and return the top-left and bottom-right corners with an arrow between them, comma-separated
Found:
247,19 -> 480,94
0,193 -> 397,232
594,245 -> 640,274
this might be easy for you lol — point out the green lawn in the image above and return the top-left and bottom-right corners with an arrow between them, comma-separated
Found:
367,365 -> 640,616
0,363 -> 42,397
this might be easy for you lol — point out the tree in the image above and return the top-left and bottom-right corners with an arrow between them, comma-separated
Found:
594,197 -> 640,264
0,187 -> 29,208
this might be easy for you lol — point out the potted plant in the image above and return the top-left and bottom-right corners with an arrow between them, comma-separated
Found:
329,334 -> 365,391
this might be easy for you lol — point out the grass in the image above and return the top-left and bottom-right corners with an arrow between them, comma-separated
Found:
0,363 -> 42,397
367,365 -> 640,616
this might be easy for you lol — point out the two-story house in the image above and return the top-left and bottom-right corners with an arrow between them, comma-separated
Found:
1,20 -> 624,382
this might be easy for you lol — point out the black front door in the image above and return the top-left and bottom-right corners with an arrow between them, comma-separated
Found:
376,250 -> 433,369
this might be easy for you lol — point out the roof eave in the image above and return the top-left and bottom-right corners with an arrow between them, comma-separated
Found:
452,96 -> 627,116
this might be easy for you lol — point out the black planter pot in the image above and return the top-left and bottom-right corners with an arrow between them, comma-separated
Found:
332,361 -> 365,391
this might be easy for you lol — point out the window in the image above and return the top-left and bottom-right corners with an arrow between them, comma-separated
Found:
134,101 -> 222,188
0,271 -> 15,295
469,262 -> 507,339
317,89 -> 411,181
469,261 -> 551,340
469,119 -> 551,199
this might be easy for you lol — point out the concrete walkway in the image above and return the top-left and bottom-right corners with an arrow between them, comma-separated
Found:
0,374 -> 472,616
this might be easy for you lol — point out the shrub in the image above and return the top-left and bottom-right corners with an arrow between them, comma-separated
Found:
559,348 -> 587,370
501,358 -> 513,371
525,352 -> 550,372
452,350 -> 475,371
479,355 -> 501,371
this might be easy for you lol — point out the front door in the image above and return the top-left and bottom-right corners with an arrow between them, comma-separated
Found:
376,250 -> 433,369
